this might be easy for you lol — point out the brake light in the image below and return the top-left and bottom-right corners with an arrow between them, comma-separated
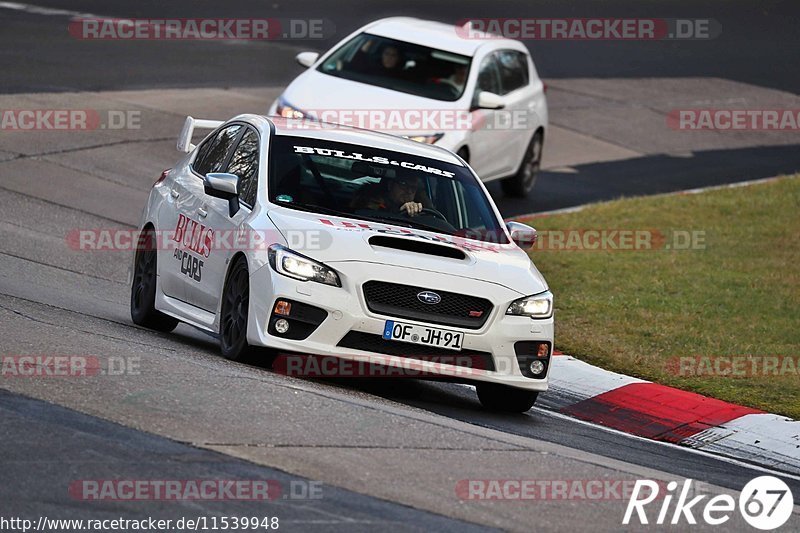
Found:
154,168 -> 171,187
543,82 -> 548,94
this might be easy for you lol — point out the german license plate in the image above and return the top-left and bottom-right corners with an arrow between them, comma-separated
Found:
382,320 -> 463,351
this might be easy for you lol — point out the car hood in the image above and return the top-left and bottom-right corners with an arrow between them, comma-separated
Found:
278,69 -> 465,136
267,207 -> 548,296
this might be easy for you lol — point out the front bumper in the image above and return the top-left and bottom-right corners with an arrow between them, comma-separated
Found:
248,261 -> 553,391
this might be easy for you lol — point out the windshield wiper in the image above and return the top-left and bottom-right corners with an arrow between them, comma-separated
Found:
275,202 -> 347,217
362,214 -> 457,236
274,202 -> 456,235
273,201 -> 416,229
397,219 -> 456,235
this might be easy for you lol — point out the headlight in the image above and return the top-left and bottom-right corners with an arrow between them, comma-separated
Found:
275,97 -> 305,119
506,291 -> 553,319
268,244 -> 341,287
404,133 -> 444,144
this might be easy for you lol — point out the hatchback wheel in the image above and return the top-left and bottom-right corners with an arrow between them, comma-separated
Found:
220,257 -> 252,361
501,131 -> 543,198
130,228 -> 179,332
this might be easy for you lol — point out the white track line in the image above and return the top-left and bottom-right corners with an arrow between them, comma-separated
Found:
0,1 -> 101,18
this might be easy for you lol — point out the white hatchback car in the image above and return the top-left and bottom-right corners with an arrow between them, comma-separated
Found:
130,114 -> 554,412
269,17 -> 548,197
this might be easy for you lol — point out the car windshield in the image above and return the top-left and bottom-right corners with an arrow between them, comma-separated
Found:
317,33 -> 471,102
268,136 -> 508,244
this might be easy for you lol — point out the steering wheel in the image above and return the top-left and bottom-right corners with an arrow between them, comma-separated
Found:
421,207 -> 448,221
441,83 -> 460,98
403,207 -> 448,222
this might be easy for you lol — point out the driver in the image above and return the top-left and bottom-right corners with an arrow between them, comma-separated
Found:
437,63 -> 468,93
351,176 -> 431,216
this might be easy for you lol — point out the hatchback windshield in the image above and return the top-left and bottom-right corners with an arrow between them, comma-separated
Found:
317,33 -> 471,102
269,136 -> 508,244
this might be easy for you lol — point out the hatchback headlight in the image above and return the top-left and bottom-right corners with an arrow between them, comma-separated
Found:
404,133 -> 444,144
275,97 -> 305,119
268,244 -> 340,287
506,291 -> 553,319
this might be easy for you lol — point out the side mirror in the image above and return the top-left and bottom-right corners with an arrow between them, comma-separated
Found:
477,91 -> 505,110
295,51 -> 320,68
204,173 -> 241,217
507,221 -> 537,249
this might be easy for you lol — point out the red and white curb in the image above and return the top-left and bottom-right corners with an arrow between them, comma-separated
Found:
505,176 -> 798,473
542,354 -> 800,475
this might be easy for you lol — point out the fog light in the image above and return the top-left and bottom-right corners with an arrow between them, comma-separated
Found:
274,318 -> 290,334
529,360 -> 545,376
274,300 -> 292,316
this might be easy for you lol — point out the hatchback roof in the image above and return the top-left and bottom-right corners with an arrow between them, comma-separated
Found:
362,17 -> 522,56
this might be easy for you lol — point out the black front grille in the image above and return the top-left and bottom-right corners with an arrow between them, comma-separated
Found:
362,281 -> 492,329
337,331 -> 495,371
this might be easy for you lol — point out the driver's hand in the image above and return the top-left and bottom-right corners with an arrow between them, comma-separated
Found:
400,202 -> 423,216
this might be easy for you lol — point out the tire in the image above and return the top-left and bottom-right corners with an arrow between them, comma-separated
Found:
130,228 -> 179,332
456,147 -> 469,163
476,383 -> 538,413
219,256 -> 252,362
501,131 -> 543,198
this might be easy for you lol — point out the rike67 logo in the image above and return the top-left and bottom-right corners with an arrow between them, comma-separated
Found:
624,476 -> 794,530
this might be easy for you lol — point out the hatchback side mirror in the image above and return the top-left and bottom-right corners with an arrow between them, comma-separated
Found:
204,172 -> 241,217
506,221 -> 537,249
295,51 -> 320,68
477,91 -> 505,110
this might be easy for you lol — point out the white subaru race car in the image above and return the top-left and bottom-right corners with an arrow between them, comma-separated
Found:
130,114 -> 554,412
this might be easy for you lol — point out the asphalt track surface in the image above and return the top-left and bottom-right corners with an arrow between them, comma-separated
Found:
1,1 -> 799,531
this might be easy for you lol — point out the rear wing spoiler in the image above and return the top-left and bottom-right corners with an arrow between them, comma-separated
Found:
177,116 -> 224,153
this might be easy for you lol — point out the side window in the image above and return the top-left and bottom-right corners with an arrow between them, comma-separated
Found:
226,128 -> 260,207
476,55 -> 501,95
193,125 -> 242,177
496,50 -> 529,95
